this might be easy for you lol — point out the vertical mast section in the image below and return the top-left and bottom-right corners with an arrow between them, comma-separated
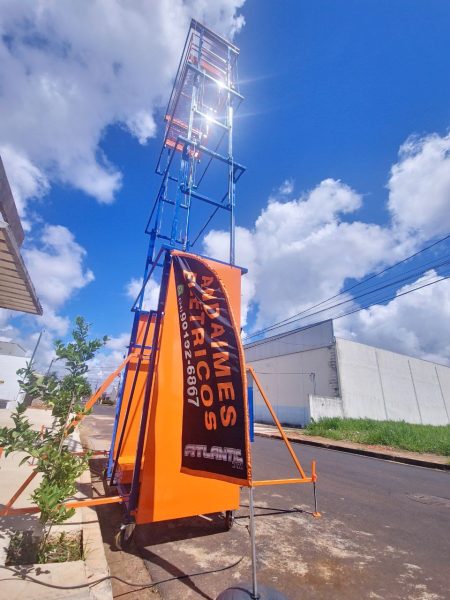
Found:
138,19 -> 245,310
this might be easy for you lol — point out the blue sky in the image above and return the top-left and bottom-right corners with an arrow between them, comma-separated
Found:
1,0 -> 450,376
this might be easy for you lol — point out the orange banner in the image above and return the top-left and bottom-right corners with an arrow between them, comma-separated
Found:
173,252 -> 251,486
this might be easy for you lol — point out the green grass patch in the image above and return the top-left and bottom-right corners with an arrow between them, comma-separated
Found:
304,418 -> 450,456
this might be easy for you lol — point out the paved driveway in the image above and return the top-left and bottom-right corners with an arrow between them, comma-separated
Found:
82,406 -> 450,600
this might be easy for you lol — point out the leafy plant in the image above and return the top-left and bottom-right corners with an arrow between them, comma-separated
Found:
0,316 -> 108,557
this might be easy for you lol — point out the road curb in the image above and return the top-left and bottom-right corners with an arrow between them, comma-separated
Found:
80,468 -> 113,600
255,431 -> 450,472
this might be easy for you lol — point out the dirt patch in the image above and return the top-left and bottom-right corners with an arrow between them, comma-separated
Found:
6,530 -> 83,565
88,457 -> 161,599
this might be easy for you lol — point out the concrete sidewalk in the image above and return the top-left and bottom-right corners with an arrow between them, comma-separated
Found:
255,423 -> 450,470
0,408 -> 112,600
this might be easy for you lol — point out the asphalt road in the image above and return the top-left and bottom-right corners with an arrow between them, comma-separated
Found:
82,407 -> 450,600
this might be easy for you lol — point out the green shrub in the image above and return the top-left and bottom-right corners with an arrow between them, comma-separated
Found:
0,317 -> 107,556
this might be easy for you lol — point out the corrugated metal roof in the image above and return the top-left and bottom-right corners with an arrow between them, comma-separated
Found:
0,341 -> 27,357
0,220 -> 42,315
0,157 -> 24,246
244,320 -> 334,362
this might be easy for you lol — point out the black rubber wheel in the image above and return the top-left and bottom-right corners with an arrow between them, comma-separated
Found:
114,522 -> 136,551
225,510 -> 234,531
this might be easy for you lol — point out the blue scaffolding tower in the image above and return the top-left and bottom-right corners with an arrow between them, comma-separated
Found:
107,20 -> 245,483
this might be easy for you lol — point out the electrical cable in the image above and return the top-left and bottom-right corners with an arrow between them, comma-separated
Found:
245,236 -> 450,340
0,555 -> 244,591
245,271 -> 450,348
331,273 -> 450,323
244,234 -> 450,341
254,371 -> 314,375
269,266 -> 450,327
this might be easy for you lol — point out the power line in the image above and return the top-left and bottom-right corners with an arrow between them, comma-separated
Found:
246,272 -> 450,349
244,233 -> 450,341
276,264 -> 449,326
333,272 -> 450,323
245,272 -> 450,349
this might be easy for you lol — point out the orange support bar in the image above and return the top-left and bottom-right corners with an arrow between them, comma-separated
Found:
253,478 -> 313,487
0,506 -> 41,516
0,494 -> 125,517
64,495 -> 126,509
0,355 -> 136,519
1,470 -> 38,516
247,365 -> 307,480
67,353 -> 133,433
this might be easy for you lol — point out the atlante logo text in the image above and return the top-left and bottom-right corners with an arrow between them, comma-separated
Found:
184,444 -> 243,468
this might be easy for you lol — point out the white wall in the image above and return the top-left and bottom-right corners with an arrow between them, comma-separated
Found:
0,354 -> 27,408
335,339 -> 387,420
245,324 -> 450,427
336,338 -> 450,425
436,365 -> 450,421
309,395 -> 344,420
248,346 -> 338,426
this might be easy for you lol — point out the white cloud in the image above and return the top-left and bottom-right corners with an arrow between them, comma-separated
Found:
0,224 -> 94,365
0,221 -> 97,376
0,222 -> 94,368
125,276 -> 160,312
0,0 -> 245,211
203,226 -> 257,327
205,178 -> 395,329
0,309 -> 13,330
337,271 -> 450,364
203,131 -> 450,362
85,332 -> 130,390
277,179 -> 294,196
0,1 -> 245,372
388,132 -> 450,239
23,225 -> 94,317
105,332 -> 130,354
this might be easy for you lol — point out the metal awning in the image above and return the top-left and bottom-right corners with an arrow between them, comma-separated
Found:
0,220 -> 42,315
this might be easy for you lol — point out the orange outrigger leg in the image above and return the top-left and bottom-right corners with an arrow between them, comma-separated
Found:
247,366 -> 321,517
0,355 -> 132,517
0,359 -> 320,519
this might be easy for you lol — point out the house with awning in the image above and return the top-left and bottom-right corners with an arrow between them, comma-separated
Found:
0,155 -> 42,408
0,155 -> 42,315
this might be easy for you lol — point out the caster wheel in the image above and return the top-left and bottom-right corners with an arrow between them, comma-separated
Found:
114,522 -> 136,551
225,510 -> 234,531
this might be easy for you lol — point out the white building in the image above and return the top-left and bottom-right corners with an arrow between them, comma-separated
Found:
0,341 -> 27,409
245,320 -> 450,427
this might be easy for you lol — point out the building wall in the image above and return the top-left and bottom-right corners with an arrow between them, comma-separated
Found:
246,323 -> 450,427
0,354 -> 27,408
248,346 -> 338,426
336,338 -> 450,426
309,395 -> 344,420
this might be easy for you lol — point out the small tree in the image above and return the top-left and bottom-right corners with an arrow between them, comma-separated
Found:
0,317 -> 107,551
